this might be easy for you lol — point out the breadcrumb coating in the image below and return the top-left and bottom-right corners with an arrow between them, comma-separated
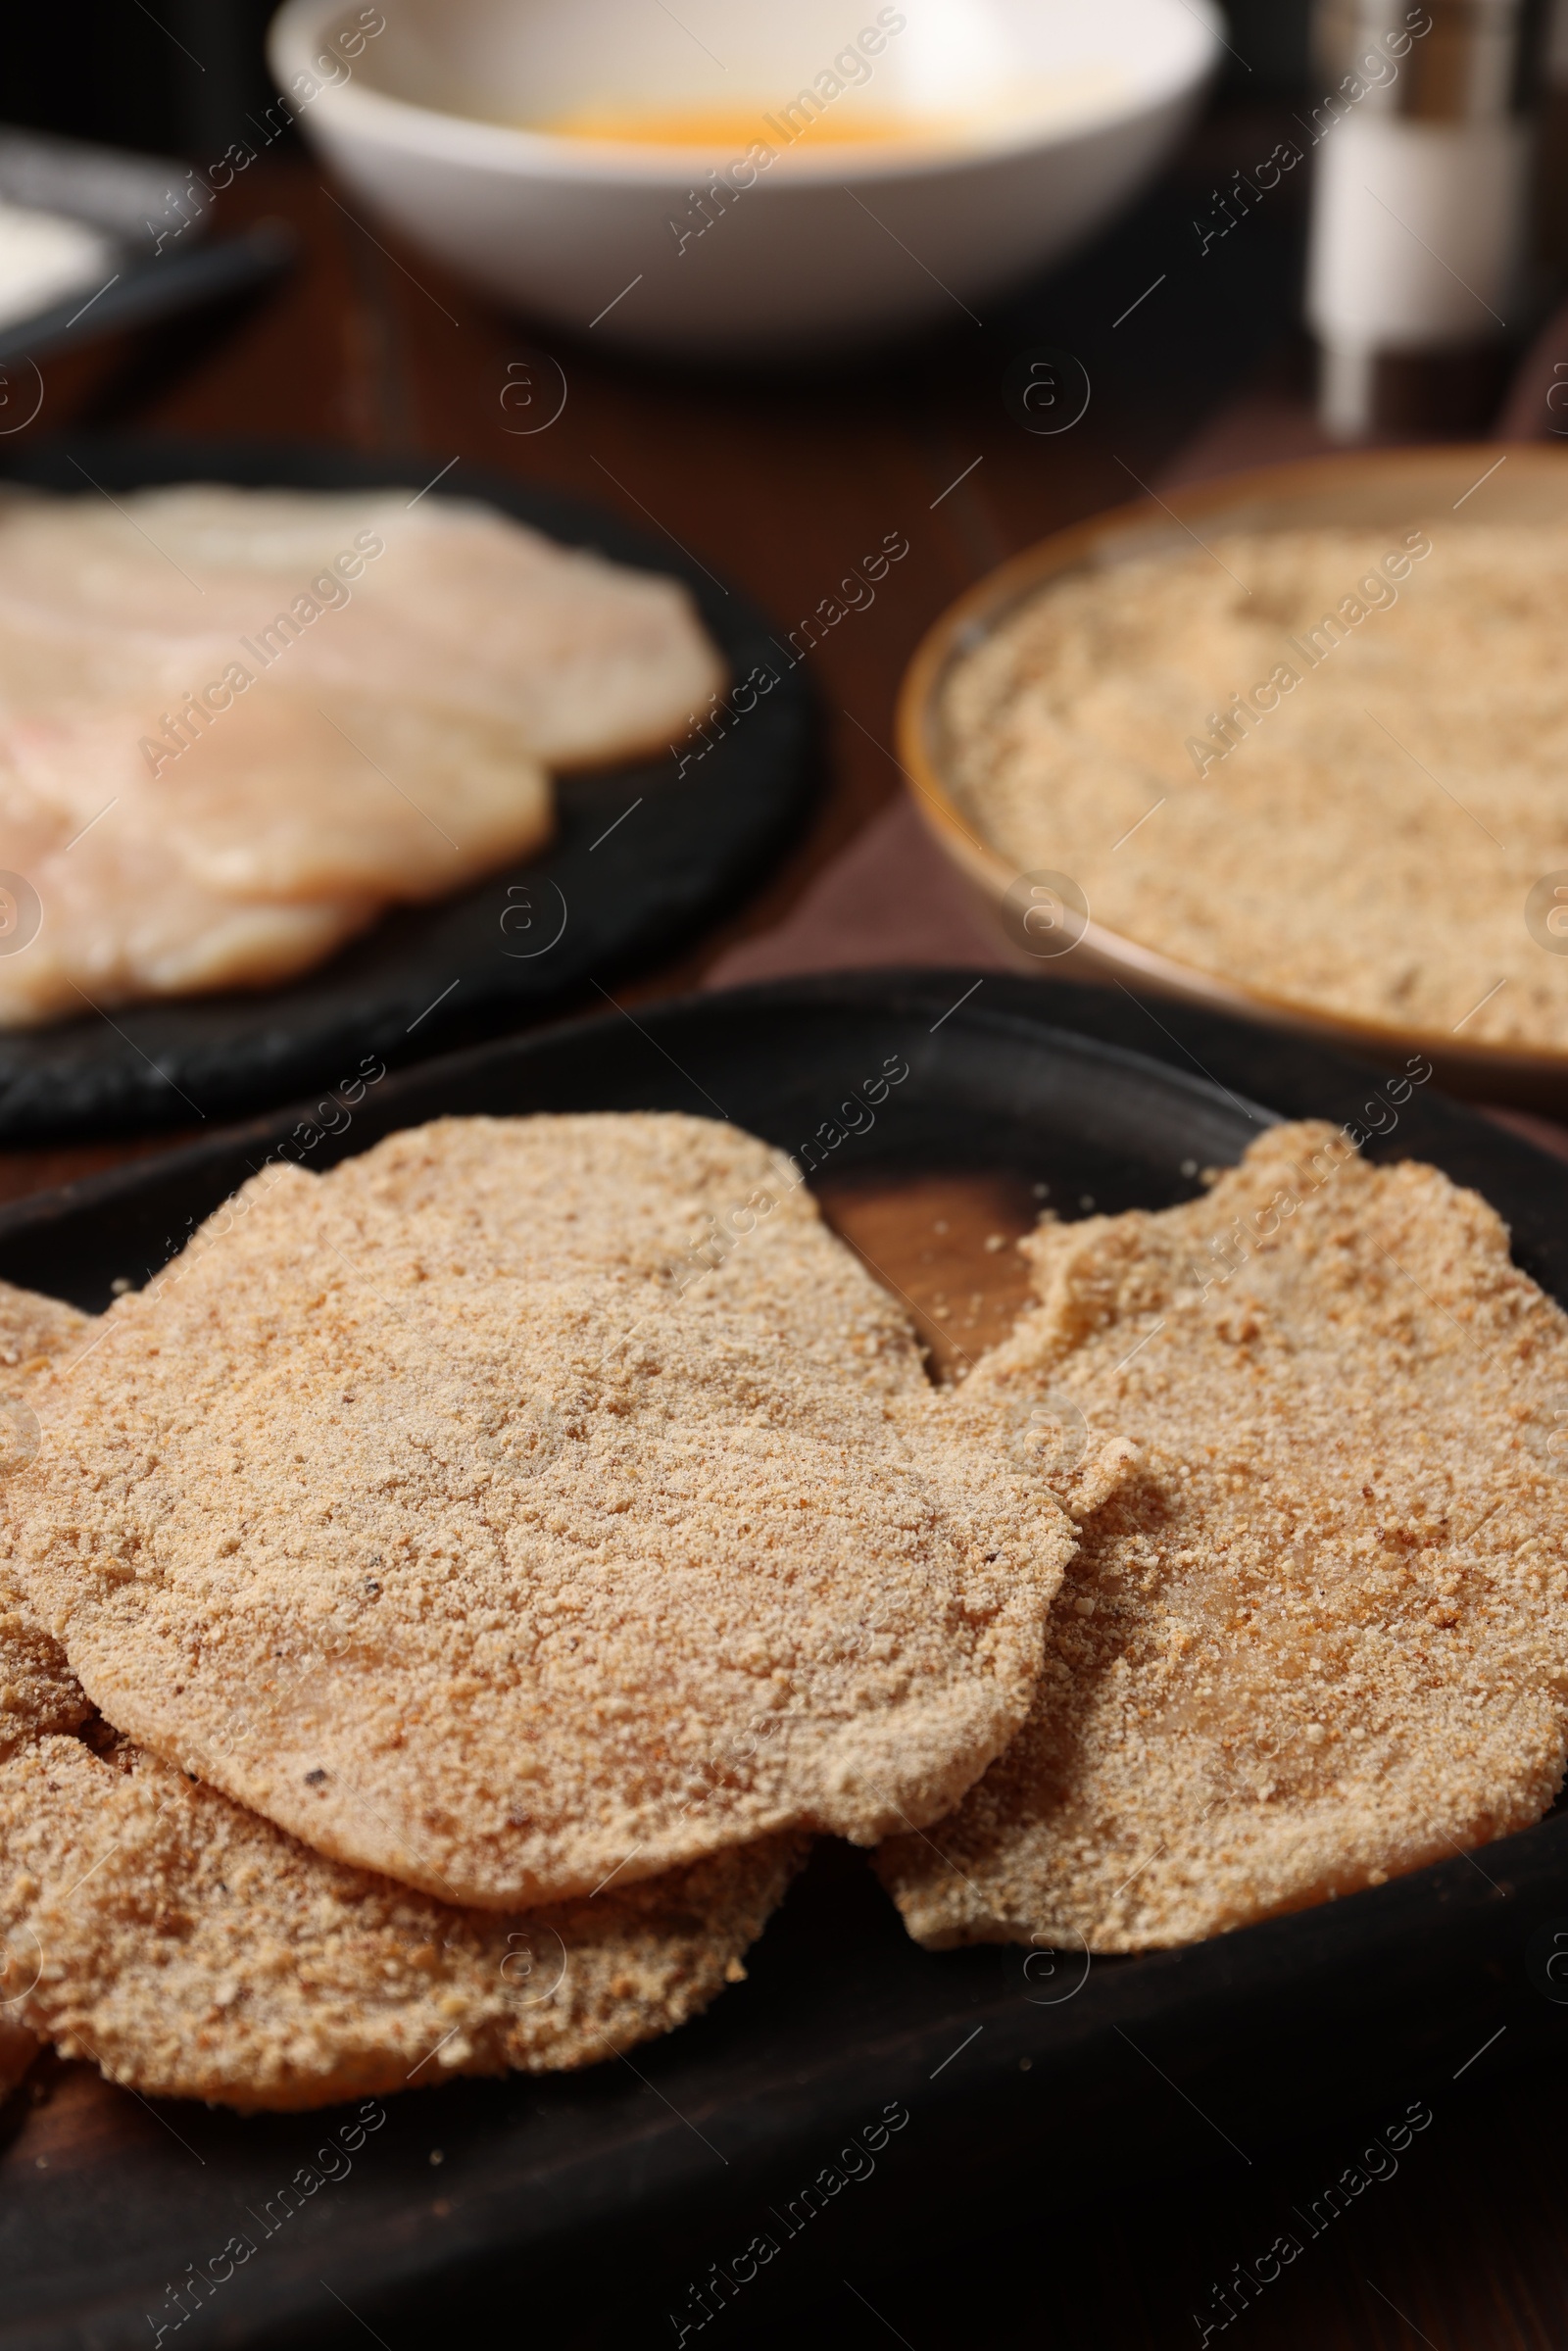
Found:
0,1282 -> 94,1762
0,1279 -> 102,2098
14,1116 -> 1077,1908
326,1113 -> 928,1396
878,1123 -> 1568,1949
0,1737 -> 803,2112
0,1257 -> 805,2110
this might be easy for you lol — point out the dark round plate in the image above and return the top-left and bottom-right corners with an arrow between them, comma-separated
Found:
2,972 -> 1566,2351
0,437 -> 813,1140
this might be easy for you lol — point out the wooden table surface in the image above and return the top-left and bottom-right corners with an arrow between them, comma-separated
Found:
6,136 -> 1567,2350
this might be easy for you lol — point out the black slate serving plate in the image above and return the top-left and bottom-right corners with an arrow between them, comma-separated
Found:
0,438 -> 812,1141
2,971 -> 1566,2351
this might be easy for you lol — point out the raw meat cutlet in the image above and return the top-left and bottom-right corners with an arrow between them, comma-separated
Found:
0,685 -> 547,1027
0,778 -> 377,1029
10,681 -> 554,902
0,482 -> 724,766
878,1122 -> 1568,1949
0,480 -> 724,1024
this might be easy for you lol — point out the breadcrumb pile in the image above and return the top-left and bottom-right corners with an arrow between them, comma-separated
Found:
943,526 -> 1568,1050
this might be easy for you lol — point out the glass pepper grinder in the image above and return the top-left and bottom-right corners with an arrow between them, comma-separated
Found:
1306,0 -> 1549,437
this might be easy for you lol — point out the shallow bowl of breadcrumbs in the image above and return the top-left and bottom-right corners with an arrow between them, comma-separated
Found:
899,444 -> 1568,1104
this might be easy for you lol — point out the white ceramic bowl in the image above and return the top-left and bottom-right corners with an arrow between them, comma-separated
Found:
268,0 -> 1220,356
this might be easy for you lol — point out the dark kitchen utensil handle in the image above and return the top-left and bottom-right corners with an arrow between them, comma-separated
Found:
0,218 -> 298,369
